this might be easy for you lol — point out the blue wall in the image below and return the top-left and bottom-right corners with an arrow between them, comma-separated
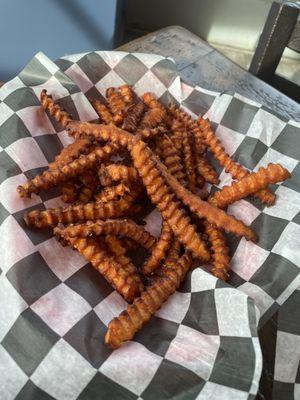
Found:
0,0 -> 117,81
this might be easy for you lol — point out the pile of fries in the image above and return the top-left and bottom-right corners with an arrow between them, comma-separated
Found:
17,86 -> 291,349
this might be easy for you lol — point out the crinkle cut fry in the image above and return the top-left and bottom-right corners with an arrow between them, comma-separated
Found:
61,181 -> 78,203
155,134 -> 186,185
119,85 -> 135,104
54,219 -> 156,250
106,87 -> 128,125
62,235 -> 142,302
142,221 -> 173,275
197,116 -> 276,205
24,192 -> 138,228
104,164 -> 140,183
104,235 -> 145,293
89,99 -> 114,124
49,138 -> 93,170
130,140 -> 210,261
195,155 -> 219,185
203,221 -> 230,281
67,121 -> 135,149
78,186 -> 94,204
181,128 -> 197,192
155,154 -> 257,242
40,89 -> 72,129
105,251 -> 192,349
169,105 -> 206,154
139,107 -> 166,129
95,182 -> 130,203
208,163 -> 291,209
17,143 -> 118,198
122,102 -> 145,132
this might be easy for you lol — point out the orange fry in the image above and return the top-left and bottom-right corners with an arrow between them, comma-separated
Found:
105,251 -> 192,348
142,221 -> 173,275
54,218 -> 156,250
40,89 -> 72,128
89,99 -> 114,124
78,186 -> 94,204
49,138 -> 92,170
95,182 -> 130,203
104,164 -> 140,183
197,117 -> 276,205
17,143 -> 118,198
195,155 -> 219,185
63,235 -> 142,302
181,128 -> 197,192
24,192 -> 138,228
204,221 -> 231,281
131,140 -> 210,261
155,155 -> 257,242
209,163 -> 290,209
119,85 -> 135,104
106,87 -> 128,125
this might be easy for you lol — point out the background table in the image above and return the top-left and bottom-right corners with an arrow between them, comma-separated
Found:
119,25 -> 300,122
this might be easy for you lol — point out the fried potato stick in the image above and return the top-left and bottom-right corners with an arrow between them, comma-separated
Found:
24,192 -> 138,228
104,164 -> 140,183
95,182 -> 130,203
54,219 -> 156,250
78,186 -> 94,203
131,140 -> 210,261
196,155 -> 219,185
141,221 -> 173,275
119,85 -> 135,104
105,251 -> 192,348
197,116 -> 276,205
40,89 -> 72,128
89,99 -> 114,124
154,154 -> 257,242
203,221 -> 230,281
105,235 -> 145,294
49,138 -> 93,170
17,143 -> 118,198
209,163 -> 290,209
61,181 -> 78,203
181,129 -> 197,192
106,87 -> 128,125
62,235 -> 142,302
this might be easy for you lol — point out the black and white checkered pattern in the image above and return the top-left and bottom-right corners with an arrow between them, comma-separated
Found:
0,50 -> 298,399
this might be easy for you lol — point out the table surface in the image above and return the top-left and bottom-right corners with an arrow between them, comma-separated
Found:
119,25 -> 300,122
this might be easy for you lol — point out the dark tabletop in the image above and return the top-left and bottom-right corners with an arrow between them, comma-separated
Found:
118,25 -> 300,122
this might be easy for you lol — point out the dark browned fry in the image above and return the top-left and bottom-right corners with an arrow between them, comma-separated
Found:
122,102 -> 145,132
104,164 -> 140,183
181,129 -> 197,192
78,186 -> 94,203
61,181 -> 78,203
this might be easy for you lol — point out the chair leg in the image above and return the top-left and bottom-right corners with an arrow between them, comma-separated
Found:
249,1 -> 299,81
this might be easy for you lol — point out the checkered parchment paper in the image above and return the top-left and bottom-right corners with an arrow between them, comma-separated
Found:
0,51 -> 299,400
